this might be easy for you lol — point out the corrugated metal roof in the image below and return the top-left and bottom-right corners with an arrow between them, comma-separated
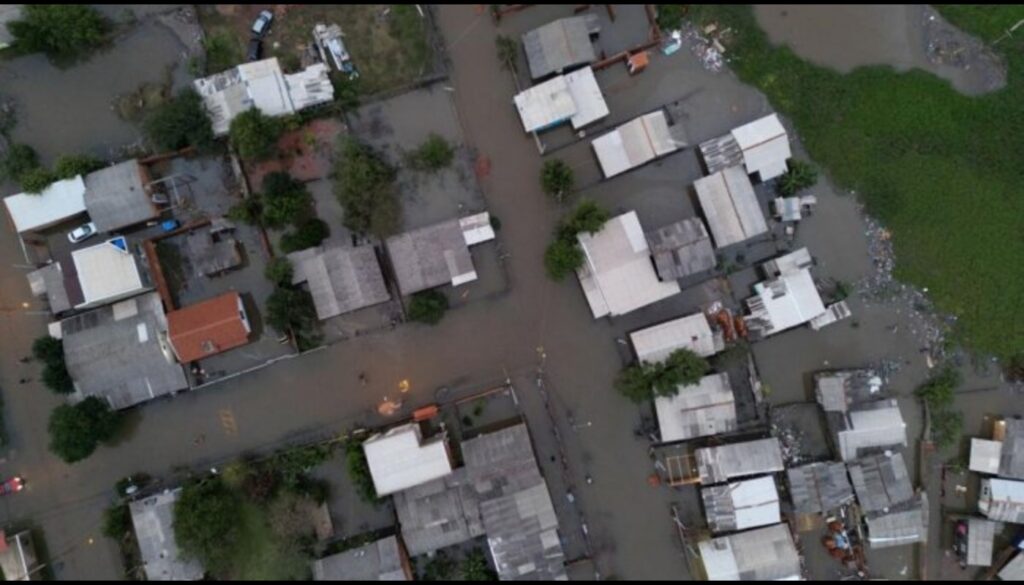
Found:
730,114 -> 792,182
702,476 -> 780,533
522,15 -> 598,80
697,438 -> 784,485
289,244 -> 390,320
312,535 -> 410,581
630,312 -> 723,364
787,461 -> 855,515
698,523 -> 800,580
694,166 -> 768,248
576,211 -> 680,318
814,369 -> 884,413
655,373 -> 737,443
563,67 -> 608,129
363,423 -> 453,496
848,452 -> 914,513
971,438 -> 1003,475
865,493 -> 928,549
513,67 -> 607,133
646,217 -> 717,280
130,489 -> 205,581
83,160 -> 158,233
967,517 -> 997,567
3,176 -> 87,233
27,263 -> 72,315
834,401 -> 907,461
1000,552 -> 1024,580
980,478 -> 1024,523
386,218 -> 476,296
591,110 -> 684,178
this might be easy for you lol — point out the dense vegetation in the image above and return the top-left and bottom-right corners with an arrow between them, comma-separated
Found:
406,133 -> 454,172
8,5 -> 110,62
334,137 -> 400,236
32,336 -> 73,394
143,89 -> 215,152
48,397 -> 122,463
615,349 -> 710,403
543,200 -> 610,280
915,366 -> 963,449
229,109 -> 283,160
407,290 -> 449,325
540,158 -> 574,203
684,5 -> 1024,359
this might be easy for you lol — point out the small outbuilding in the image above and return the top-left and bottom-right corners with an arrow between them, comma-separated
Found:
645,218 -> 717,281
363,423 -> 453,497
522,14 -> 599,80
699,113 -> 792,182
701,475 -> 780,533
695,437 -> 784,485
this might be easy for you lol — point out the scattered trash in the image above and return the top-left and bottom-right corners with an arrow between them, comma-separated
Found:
681,23 -> 725,73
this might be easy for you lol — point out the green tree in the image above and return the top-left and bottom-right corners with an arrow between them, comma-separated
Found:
265,287 -> 321,350
344,442 -> 378,504
19,166 -> 56,194
563,200 -> 610,235
461,549 -> 497,581
407,290 -> 449,325
543,238 -> 584,281
33,336 -> 73,394
259,172 -> 311,229
614,349 -> 710,402
334,138 -> 400,236
540,158 -> 574,202
657,5 -> 687,31
0,144 -> 39,182
615,363 -> 654,403
32,335 -> 64,363
8,5 -> 110,61
931,409 -> 964,450
422,551 -> 456,581
143,89 -> 215,152
102,504 -> 131,539
173,478 -> 242,577
53,154 -> 104,179
226,196 -> 264,226
201,32 -> 241,75
777,159 -> 819,196
407,133 -> 454,172
279,218 -> 330,253
495,35 -> 518,73
915,366 -> 960,410
1006,353 -> 1024,383
48,397 -> 121,463
264,257 -> 294,286
229,109 -> 282,160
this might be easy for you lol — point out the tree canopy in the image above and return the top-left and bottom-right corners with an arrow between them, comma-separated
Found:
229,109 -> 283,160
259,172 -> 312,229
544,200 -> 610,281
265,287 -> 321,350
143,89 -> 215,152
48,397 -> 121,463
615,349 -> 710,403
407,290 -> 449,325
540,159 -> 574,202
334,138 -> 400,236
8,5 -> 110,61
174,478 -> 243,577
407,133 -> 454,172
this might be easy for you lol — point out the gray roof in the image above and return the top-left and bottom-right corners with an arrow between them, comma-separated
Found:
829,399 -> 908,461
0,530 -> 37,581
184,221 -> 242,277
698,524 -> 801,581
999,419 -> 1024,479
967,517 -> 997,567
61,291 -> 188,410
27,262 -> 72,314
701,476 -> 780,533
814,369 -> 884,413
386,219 -> 474,296
865,493 -> 928,549
786,461 -> 855,515
1001,552 -> 1024,581
646,218 -> 717,280
522,15 -> 599,80
130,488 -> 205,581
312,535 -> 409,581
395,424 -> 566,581
696,438 -> 784,485
699,133 -> 743,177
848,452 -> 914,513
694,166 -> 768,248
0,5 -> 23,48
289,244 -> 390,320
83,160 -> 159,233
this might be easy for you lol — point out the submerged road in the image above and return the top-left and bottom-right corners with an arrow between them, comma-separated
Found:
0,6 -> 690,580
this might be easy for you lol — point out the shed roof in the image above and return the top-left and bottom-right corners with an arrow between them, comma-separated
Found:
71,237 -> 147,309
814,369 -> 884,413
576,211 -> 680,318
27,262 -> 72,314
386,218 -> 476,296
283,63 -> 334,111
363,423 -> 453,497
289,245 -> 390,320
967,517 -> 997,567
394,424 -> 566,580
312,535 -> 410,581
591,110 -> 685,178
698,523 -> 801,581
130,489 -> 205,581
522,15 -> 599,80
731,114 -> 792,182
61,292 -> 187,409
1000,419 -> 1024,479
696,438 -> 784,485
744,268 -> 826,337
654,373 -> 737,444
971,439 -> 1003,475
3,175 -> 87,233
865,493 -> 928,549
701,476 -> 780,533
630,312 -> 724,364
787,461 -> 855,515
833,400 -> 907,462
694,166 -> 768,248
83,160 -> 158,233
513,67 -> 607,133
980,478 -> 1024,523
848,452 -> 915,513
645,218 -> 717,280
167,291 -> 250,363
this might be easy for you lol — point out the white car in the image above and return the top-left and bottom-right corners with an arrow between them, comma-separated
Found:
67,222 -> 97,244
251,10 -> 274,38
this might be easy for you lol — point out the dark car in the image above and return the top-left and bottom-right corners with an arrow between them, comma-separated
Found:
0,476 -> 24,495
246,38 -> 262,62
251,10 -> 274,38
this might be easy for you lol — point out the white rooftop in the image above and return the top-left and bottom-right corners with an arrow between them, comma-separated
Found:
980,478 -> 1024,523
837,403 -> 908,461
745,268 -> 827,336
630,312 -> 724,364
731,113 -> 792,181
655,373 -> 736,443
576,211 -> 680,318
71,238 -> 146,309
698,523 -> 801,581
702,476 -> 781,533
591,110 -> 683,178
459,212 -> 496,246
513,67 -> 607,133
970,438 -> 1003,475
694,166 -> 768,248
363,423 -> 453,497
130,489 -> 205,581
4,175 -> 87,233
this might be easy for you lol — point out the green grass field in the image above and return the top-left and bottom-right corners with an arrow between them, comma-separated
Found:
687,5 -> 1024,359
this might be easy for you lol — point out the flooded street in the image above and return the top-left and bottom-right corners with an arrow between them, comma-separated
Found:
754,4 -> 1006,95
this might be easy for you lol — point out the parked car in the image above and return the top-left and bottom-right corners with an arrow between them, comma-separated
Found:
246,38 -> 262,62
251,10 -> 274,38
0,476 -> 24,495
67,221 -> 97,244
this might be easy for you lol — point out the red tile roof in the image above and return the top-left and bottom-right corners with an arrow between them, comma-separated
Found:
167,291 -> 249,363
